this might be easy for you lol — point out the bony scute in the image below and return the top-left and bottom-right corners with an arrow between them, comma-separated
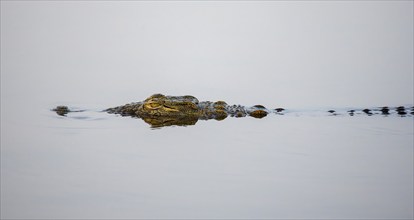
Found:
53,93 -> 413,128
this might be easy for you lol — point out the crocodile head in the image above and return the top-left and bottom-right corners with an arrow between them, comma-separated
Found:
137,94 -> 200,117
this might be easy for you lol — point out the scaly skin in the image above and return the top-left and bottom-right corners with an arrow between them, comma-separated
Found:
53,93 -> 413,128
138,94 -> 200,118
104,94 -> 269,127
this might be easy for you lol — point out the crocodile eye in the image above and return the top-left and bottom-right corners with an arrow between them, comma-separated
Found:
144,100 -> 162,110
149,103 -> 161,108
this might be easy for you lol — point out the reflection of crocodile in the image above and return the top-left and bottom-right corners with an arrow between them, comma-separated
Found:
53,93 -> 414,128
105,94 -> 269,128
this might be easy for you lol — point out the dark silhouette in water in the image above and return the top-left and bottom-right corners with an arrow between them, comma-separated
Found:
362,109 -> 373,116
396,106 -> 407,116
380,107 -> 390,115
52,94 -> 414,128
52,106 -> 70,116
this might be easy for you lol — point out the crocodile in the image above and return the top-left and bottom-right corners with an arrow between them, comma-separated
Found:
52,106 -> 85,116
104,94 -> 269,127
53,93 -> 414,128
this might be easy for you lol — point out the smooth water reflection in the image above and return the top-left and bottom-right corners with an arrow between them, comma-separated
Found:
53,105 -> 414,129
1,104 -> 413,219
2,1 -> 413,218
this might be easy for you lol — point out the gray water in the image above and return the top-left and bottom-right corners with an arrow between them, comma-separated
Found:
1,1 -> 413,219
2,106 -> 413,219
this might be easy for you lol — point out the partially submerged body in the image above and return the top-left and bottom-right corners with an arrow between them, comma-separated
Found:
106,94 -> 269,119
53,93 -> 414,128
53,106 -> 70,116
104,94 -> 269,127
52,106 -> 84,116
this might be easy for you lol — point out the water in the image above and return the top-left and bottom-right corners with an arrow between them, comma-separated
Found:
1,102 -> 413,219
1,1 -> 413,219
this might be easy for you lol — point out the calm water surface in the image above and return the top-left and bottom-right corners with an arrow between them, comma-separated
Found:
1,101 -> 413,219
1,1 -> 413,219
